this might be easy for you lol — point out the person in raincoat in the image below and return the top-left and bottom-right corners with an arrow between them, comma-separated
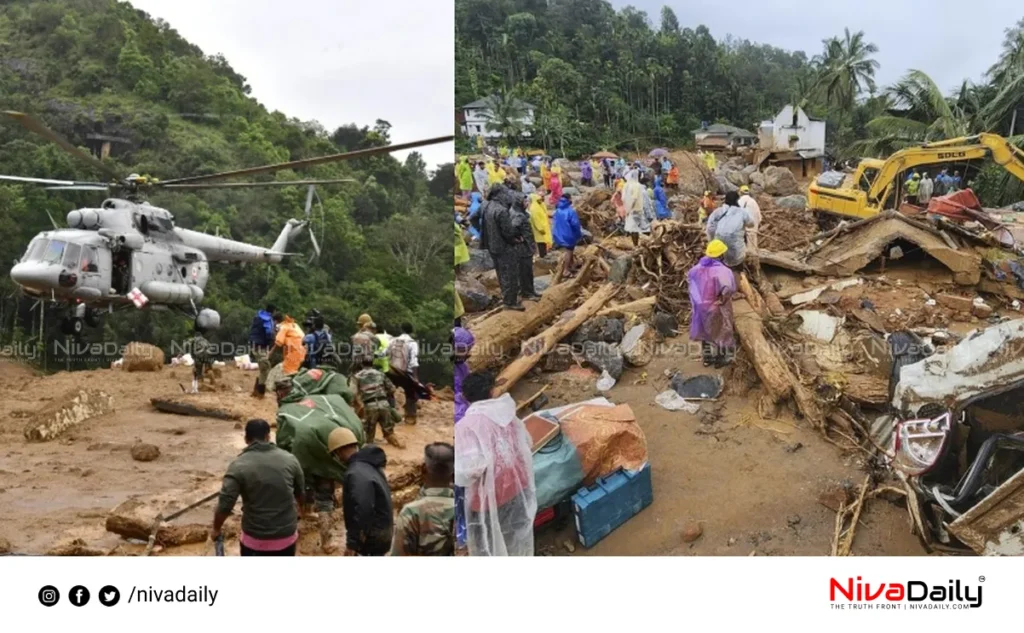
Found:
622,169 -> 653,247
611,185 -> 626,225
580,159 -> 593,186
486,160 -> 501,186
466,191 -> 483,240
654,178 -> 670,220
451,326 -> 474,552
699,190 -> 715,224
687,239 -> 737,368
602,159 -> 614,188
455,221 -> 470,323
473,161 -> 489,194
705,191 -> 754,268
520,174 -> 536,195
552,193 -> 582,274
703,151 -> 717,171
274,314 -> 307,375
540,160 -> 550,188
455,371 -> 537,556
918,171 -> 934,205
547,166 -> 564,205
456,156 -> 474,199
667,163 -> 680,189
905,172 -> 921,205
528,192 -> 553,257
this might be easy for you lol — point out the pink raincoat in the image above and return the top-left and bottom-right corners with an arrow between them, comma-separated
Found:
687,256 -> 737,346
547,172 -> 564,205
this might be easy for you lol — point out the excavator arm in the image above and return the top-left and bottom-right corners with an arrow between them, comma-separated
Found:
867,134 -> 1024,207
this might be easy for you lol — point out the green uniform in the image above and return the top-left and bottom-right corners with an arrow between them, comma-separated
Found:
217,442 -> 304,541
253,347 -> 271,387
354,367 -> 399,441
290,367 -> 354,405
184,332 -> 213,379
390,487 -> 456,556
276,393 -> 365,483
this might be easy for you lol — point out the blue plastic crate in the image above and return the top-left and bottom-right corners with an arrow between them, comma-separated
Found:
572,463 -> 653,548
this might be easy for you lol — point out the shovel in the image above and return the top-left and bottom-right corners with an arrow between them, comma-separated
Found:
142,491 -> 220,556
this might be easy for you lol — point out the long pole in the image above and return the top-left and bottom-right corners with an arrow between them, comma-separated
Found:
1010,107 -> 1019,138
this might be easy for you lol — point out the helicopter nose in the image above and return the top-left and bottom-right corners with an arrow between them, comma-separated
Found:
10,262 -> 59,291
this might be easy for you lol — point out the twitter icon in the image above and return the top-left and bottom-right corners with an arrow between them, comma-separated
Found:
99,585 -> 120,607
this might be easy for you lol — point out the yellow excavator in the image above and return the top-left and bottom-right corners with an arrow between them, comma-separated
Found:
807,133 -> 1024,226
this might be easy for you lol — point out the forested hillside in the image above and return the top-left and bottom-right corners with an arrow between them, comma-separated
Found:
0,0 -> 453,381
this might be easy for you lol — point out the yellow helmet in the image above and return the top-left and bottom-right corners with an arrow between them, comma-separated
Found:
739,185 -> 750,193
356,313 -> 373,327
706,239 -> 728,258
327,427 -> 358,453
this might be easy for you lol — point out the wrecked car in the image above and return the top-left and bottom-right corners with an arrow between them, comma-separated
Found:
890,318 -> 1024,555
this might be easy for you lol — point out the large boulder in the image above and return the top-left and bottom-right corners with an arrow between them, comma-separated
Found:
742,164 -> 758,176
581,341 -> 624,379
749,171 -> 765,187
456,277 -> 491,313
774,194 -> 808,210
123,342 -> 164,372
572,316 -> 625,345
715,174 -> 738,194
726,170 -> 748,186
621,323 -> 657,366
462,248 -> 494,273
764,166 -> 800,196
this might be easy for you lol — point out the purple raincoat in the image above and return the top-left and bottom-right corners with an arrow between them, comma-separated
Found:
687,256 -> 737,346
453,327 -> 475,423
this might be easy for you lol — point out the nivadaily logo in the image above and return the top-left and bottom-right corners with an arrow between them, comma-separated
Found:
830,576 -> 984,609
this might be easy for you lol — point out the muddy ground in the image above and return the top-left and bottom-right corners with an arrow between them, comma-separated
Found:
0,361 -> 453,556
517,333 -> 927,557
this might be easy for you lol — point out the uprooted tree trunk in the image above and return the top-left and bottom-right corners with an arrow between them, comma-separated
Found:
733,297 -> 823,427
468,254 -> 597,372
492,283 -> 620,397
596,296 -> 657,319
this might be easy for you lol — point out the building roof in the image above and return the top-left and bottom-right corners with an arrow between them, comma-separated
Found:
462,95 -> 536,111
692,123 -> 757,139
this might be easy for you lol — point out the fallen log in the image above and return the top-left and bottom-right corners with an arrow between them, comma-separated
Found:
493,283 -> 620,397
737,272 -> 765,317
106,485 -> 235,547
733,298 -> 823,427
24,389 -> 115,441
467,255 -> 596,372
596,296 -> 657,319
150,397 -> 240,420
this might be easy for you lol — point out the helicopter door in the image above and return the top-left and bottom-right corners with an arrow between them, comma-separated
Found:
78,245 -> 107,294
111,247 -> 133,296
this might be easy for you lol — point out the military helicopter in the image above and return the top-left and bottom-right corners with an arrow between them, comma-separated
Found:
0,111 -> 453,335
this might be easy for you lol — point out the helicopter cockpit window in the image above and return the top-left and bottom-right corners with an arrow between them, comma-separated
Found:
24,238 -> 47,262
155,216 -> 174,232
62,243 -> 82,269
81,246 -> 99,272
42,240 -> 66,264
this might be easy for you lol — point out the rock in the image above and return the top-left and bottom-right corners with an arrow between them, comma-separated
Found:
621,323 -> 657,366
542,344 -> 573,372
726,169 -> 748,186
563,186 -> 580,196
580,228 -> 594,244
0,536 -> 10,554
533,252 -> 562,276
763,165 -> 800,196
972,302 -> 993,318
562,539 -> 576,553
478,269 -> 501,293
935,293 -> 974,313
787,514 -> 802,527
130,442 -> 160,462
122,342 -> 165,372
714,174 -> 738,194
749,171 -> 765,187
46,538 -> 107,556
456,277 -> 491,313
581,341 -> 624,379
773,194 -> 808,210
462,248 -> 494,273
681,523 -> 703,543
653,312 -> 678,337
572,316 -> 625,345
533,275 -> 552,295
783,441 -> 803,453
609,255 -> 633,284
742,165 -> 757,176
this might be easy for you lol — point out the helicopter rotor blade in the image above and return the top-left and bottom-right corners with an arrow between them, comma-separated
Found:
160,178 -> 357,190
158,135 -> 454,186
308,228 -> 322,261
304,185 -> 315,216
0,174 -> 105,187
44,210 -> 59,229
1,111 -> 123,183
45,185 -> 111,191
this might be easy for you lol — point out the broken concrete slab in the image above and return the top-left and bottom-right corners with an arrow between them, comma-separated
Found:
805,215 -> 982,285
793,310 -> 844,342
787,278 -> 863,305
935,293 -> 974,313
24,389 -> 115,442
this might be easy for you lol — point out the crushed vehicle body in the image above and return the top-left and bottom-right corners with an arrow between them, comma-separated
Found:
891,319 -> 1024,554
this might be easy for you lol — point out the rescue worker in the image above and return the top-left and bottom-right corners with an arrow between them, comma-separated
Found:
552,193 -> 582,275
480,183 -> 529,311
512,190 -> 539,301
350,313 -> 379,373
687,240 -> 737,367
623,170 -> 653,247
667,163 -> 680,190
473,162 -> 489,195
580,159 -> 593,187
456,156 -> 474,199
274,376 -> 365,553
185,321 -> 214,394
353,357 -> 405,448
212,419 -> 304,556
386,322 -> 421,424
918,171 -> 934,205
906,172 -> 921,205
340,432 -> 394,556
248,304 -> 278,398
273,313 -> 306,376
528,193 -> 552,258
391,442 -> 456,556
699,190 -> 715,224
737,185 -> 762,278
706,191 -> 755,269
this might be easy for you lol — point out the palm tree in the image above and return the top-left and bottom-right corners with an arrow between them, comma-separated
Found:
481,90 -> 529,144
813,28 -> 880,116
983,18 -> 1024,134
853,70 -> 978,156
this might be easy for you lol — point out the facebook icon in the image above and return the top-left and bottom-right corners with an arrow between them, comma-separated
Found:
69,585 -> 90,607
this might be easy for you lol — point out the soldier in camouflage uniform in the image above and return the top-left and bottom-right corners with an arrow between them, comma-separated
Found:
354,358 -> 405,449
184,325 -> 214,394
391,443 -> 456,556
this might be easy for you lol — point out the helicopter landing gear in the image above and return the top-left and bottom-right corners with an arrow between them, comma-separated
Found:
60,316 -> 84,336
84,307 -> 102,328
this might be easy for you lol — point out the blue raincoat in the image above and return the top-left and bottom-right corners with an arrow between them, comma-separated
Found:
654,182 -> 670,219
552,197 -> 582,249
467,191 -> 483,239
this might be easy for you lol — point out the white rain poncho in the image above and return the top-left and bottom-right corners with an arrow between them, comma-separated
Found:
622,170 -> 652,234
454,393 -> 537,556
706,204 -> 754,267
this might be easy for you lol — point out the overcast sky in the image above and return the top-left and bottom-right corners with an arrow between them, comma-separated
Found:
614,0 -> 1020,92
129,0 -> 454,168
